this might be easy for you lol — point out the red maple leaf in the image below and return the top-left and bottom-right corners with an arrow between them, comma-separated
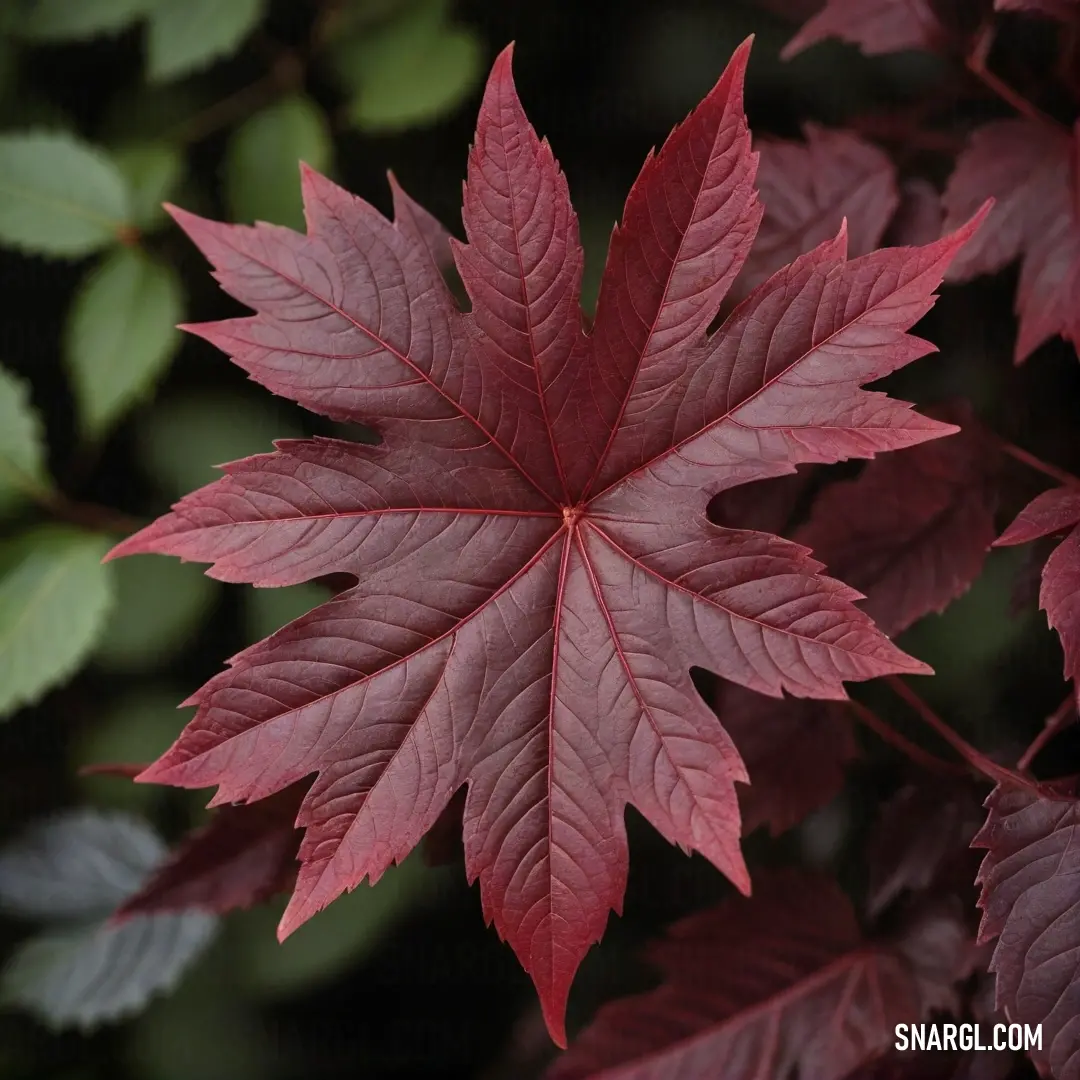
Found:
108,42 -> 984,1043
117,784 -> 305,919
546,870 -> 966,1080
994,0 -> 1080,18
943,119 -> 1080,363
714,684 -> 857,836
888,179 -> 944,248
781,0 -> 945,58
973,780 -> 1080,1080
994,486 -> 1080,694
866,778 -> 985,916
795,404 -> 999,638
734,124 -> 900,298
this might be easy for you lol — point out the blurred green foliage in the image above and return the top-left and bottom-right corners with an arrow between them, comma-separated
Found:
0,0 -> 491,1063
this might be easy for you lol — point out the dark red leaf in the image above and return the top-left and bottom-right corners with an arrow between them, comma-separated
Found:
943,120 -> 1080,362
117,784 -> 305,919
996,487 -> 1080,693
995,0 -> 1080,18
707,471 -> 812,536
547,870 -> 955,1080
887,179 -> 943,249
106,42 -> 983,1043
734,124 -> 899,298
997,486 -> 1080,545
973,780 -> 1080,1080
715,683 -> 857,836
782,0 -> 945,58
796,406 -> 1000,637
866,779 -> 985,916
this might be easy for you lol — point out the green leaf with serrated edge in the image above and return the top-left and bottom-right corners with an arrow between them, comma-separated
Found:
137,391 -> 304,498
231,853 -> 433,999
111,144 -> 184,230
145,0 -> 265,82
0,132 -> 131,258
0,811 -> 163,920
332,0 -> 482,132
95,557 -> 217,671
5,0 -> 158,40
66,248 -> 183,437
0,527 -> 113,718
0,365 -> 49,512
0,811 -> 216,1031
225,96 -> 332,231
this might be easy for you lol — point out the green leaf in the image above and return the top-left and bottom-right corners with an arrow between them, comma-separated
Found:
65,248 -> 183,437
231,854 -> 433,998
0,811 -> 216,1030
0,811 -> 164,920
331,0 -> 483,133
111,144 -> 184,230
225,95 -> 332,231
0,365 -> 49,512
138,391 -> 305,498
145,0 -> 266,83
0,132 -> 131,258
95,556 -> 217,671
4,0 -> 158,40
0,527 -> 114,718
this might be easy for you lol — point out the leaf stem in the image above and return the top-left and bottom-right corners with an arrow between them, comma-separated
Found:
1017,694 -> 1077,772
885,676 -> 1023,785
966,22 -> 1067,132
167,73 -> 285,146
847,700 -> 969,776
32,487 -> 143,537
1000,441 -> 1080,488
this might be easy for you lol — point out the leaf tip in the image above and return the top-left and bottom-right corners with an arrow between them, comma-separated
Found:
715,35 -> 754,102
540,993 -> 570,1050
163,202 -> 208,240
102,531 -> 143,564
947,198 -> 994,251
902,656 -> 935,677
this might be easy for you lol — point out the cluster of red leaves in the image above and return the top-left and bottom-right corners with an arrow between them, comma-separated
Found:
547,871 -> 971,1080
98,5 -> 1080,1075
108,37 -> 989,1047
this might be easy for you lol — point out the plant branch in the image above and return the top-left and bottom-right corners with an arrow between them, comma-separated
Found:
1018,694 -> 1077,772
1000,441 -> 1080,488
34,487 -> 143,537
886,676 -> 1024,785
167,74 -> 284,146
966,22 -> 1066,131
847,700 -> 969,776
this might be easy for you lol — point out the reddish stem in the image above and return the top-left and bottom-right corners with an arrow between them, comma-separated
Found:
965,22 -> 1065,131
1018,694 -> 1077,772
1000,442 -> 1080,489
36,488 -> 143,537
886,677 -> 1025,785
847,701 -> 969,776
